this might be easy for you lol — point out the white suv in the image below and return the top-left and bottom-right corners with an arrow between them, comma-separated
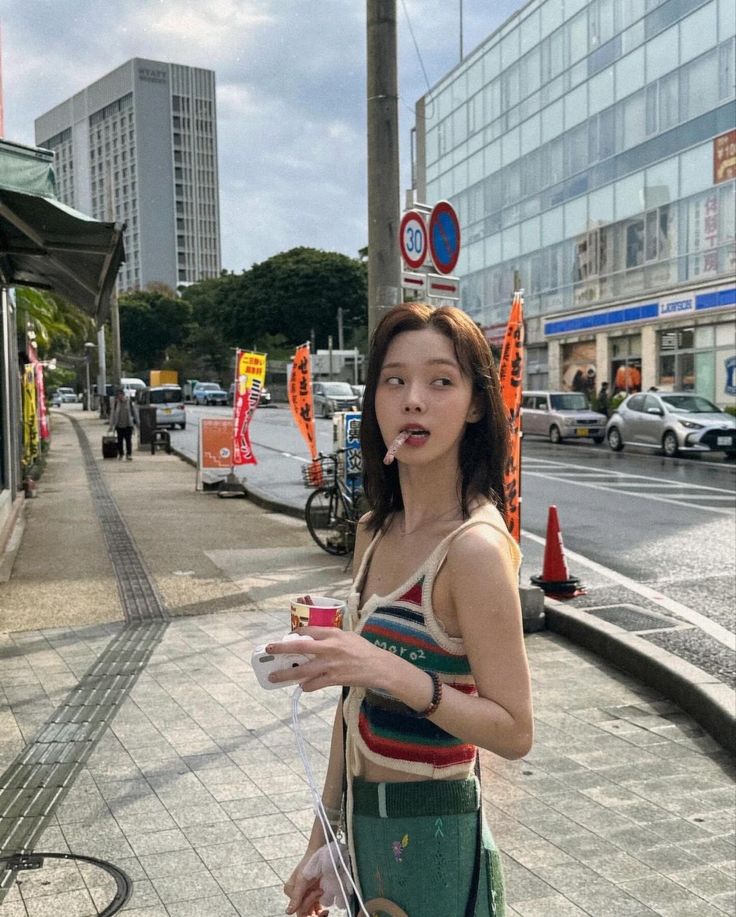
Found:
521,391 -> 607,444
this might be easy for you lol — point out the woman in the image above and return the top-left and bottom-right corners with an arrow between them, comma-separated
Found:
269,303 -> 533,916
108,388 -> 137,460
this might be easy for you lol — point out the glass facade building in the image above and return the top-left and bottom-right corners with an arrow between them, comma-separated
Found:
414,0 -> 735,405
35,59 -> 221,293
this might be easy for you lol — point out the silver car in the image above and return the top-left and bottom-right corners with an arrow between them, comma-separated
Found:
606,392 -> 736,458
521,391 -> 607,444
313,381 -> 360,418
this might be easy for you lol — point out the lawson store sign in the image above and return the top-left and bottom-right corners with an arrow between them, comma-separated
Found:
544,285 -> 735,337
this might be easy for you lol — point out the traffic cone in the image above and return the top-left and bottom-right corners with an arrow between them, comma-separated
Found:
531,505 -> 585,599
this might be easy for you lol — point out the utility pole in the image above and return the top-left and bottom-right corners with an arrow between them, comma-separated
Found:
337,307 -> 344,351
367,0 -> 401,343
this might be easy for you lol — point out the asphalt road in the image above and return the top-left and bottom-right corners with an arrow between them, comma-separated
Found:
170,404 -> 736,646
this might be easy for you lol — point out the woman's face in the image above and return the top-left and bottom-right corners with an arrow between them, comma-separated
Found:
374,328 -> 477,468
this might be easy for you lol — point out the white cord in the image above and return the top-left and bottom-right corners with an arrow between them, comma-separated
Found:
291,687 -> 370,917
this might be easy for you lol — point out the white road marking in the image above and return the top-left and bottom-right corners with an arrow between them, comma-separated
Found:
523,471 -> 734,515
521,528 -> 736,650
524,457 -> 735,493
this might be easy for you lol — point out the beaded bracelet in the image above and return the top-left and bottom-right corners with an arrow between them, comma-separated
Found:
408,670 -> 443,718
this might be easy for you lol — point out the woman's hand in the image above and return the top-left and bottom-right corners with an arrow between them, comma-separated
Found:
266,626 -> 393,693
284,852 -> 330,916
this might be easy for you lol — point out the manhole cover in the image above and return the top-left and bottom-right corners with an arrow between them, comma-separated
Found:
586,604 -> 678,631
0,852 -> 132,915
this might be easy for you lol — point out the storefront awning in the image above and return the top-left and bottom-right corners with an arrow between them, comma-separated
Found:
0,139 -> 125,325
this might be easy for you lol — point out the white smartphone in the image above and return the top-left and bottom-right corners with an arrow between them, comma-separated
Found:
251,636 -> 314,690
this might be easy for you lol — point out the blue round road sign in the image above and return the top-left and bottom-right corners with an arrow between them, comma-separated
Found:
428,201 -> 461,275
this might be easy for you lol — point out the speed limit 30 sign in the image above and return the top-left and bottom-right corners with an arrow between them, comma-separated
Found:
399,210 -> 428,269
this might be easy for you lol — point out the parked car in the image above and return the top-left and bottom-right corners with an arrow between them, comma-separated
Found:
521,391 -> 607,443
136,385 -> 186,429
227,383 -> 272,407
313,380 -> 360,418
55,386 -> 77,404
50,390 -> 63,407
192,382 -> 228,406
351,384 -> 366,409
606,391 -> 736,458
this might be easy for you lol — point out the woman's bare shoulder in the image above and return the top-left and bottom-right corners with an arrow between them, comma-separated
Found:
446,519 -> 517,578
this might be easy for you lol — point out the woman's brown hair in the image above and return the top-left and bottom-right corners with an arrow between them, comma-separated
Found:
360,303 -> 509,532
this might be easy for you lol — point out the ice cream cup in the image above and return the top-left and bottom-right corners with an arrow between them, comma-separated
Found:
290,595 -> 345,631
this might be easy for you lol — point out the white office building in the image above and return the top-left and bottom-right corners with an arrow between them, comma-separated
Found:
35,58 -> 221,292
413,0 -> 735,405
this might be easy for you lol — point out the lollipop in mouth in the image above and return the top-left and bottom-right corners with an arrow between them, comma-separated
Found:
383,430 -> 411,465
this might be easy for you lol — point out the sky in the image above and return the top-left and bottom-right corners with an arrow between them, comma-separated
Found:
3,0 -> 523,273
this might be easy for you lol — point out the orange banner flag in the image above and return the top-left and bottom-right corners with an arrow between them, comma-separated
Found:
288,343 -> 318,460
498,291 -> 524,543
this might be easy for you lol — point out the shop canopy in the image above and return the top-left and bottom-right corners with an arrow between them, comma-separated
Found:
0,138 -> 125,325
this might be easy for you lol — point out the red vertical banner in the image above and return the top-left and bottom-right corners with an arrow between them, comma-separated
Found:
498,291 -> 524,543
232,349 -> 267,465
288,343 -> 317,460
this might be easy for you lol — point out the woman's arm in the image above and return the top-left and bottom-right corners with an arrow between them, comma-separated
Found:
427,526 -> 533,758
271,525 -> 532,760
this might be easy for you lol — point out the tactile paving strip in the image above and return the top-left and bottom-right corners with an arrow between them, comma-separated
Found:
0,418 -> 169,901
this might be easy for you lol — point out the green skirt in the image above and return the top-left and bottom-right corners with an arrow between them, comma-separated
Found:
350,777 -> 504,917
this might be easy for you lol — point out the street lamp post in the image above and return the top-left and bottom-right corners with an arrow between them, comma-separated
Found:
83,342 -> 96,412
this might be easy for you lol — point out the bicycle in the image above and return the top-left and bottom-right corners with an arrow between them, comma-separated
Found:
303,449 -> 362,555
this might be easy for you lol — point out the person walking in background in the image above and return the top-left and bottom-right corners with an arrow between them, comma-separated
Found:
596,381 -> 610,417
271,303 -> 533,916
108,388 -> 136,460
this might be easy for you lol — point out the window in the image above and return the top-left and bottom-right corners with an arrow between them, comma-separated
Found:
719,37 -> 736,100
620,89 -> 647,150
681,49 -> 719,122
658,71 -> 679,130
626,219 -> 645,267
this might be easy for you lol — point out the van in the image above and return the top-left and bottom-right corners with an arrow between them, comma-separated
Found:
136,385 -> 186,430
120,377 -> 146,400
521,391 -> 607,444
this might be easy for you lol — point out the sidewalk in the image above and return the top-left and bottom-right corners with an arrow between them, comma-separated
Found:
0,407 -> 733,916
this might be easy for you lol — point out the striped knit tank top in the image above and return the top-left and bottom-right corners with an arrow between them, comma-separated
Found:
344,502 -> 522,780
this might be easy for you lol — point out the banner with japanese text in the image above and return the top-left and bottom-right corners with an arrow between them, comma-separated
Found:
232,350 -> 267,465
498,291 -> 524,543
288,343 -> 317,460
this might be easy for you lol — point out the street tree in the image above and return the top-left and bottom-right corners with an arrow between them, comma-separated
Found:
118,289 -> 191,371
183,249 -> 367,353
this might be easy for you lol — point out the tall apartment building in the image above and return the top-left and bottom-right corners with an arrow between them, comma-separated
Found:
35,58 -> 221,292
413,0 -> 735,405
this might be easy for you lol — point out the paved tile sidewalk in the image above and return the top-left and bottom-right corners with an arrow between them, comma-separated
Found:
2,611 -> 734,916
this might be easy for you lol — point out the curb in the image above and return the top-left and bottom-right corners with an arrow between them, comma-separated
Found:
167,447 -> 735,757
544,598 -> 735,756
170,447 -> 305,520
